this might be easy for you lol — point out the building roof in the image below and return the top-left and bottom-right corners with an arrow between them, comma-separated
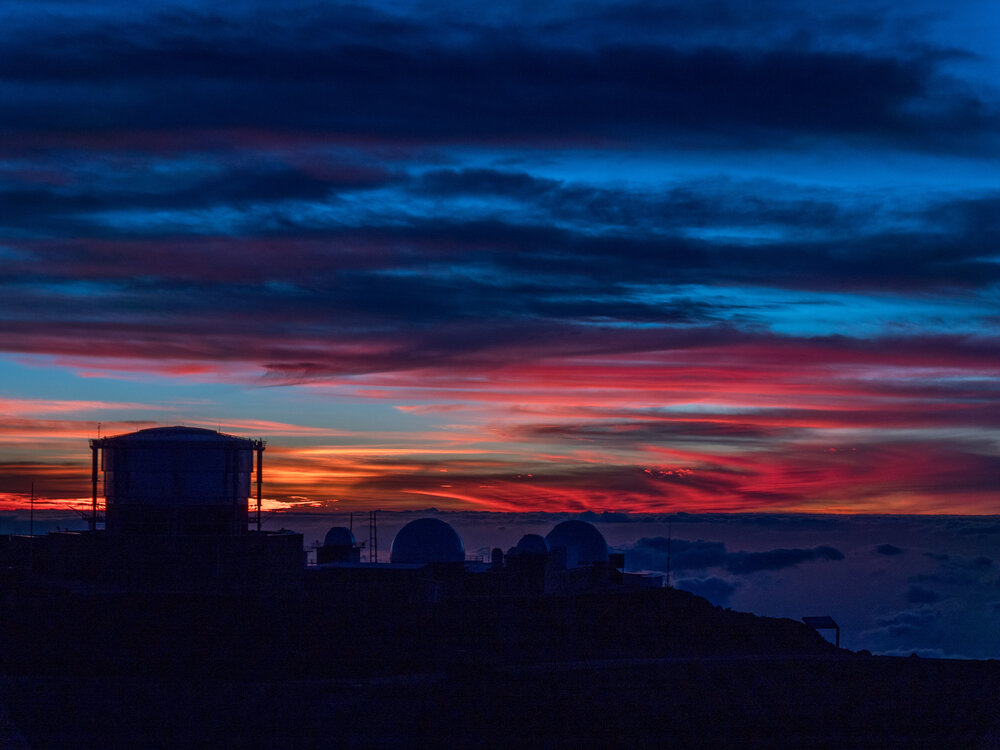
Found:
545,520 -> 609,567
323,526 -> 356,547
802,616 -> 839,629
93,425 -> 261,447
514,533 -> 549,556
389,518 -> 465,564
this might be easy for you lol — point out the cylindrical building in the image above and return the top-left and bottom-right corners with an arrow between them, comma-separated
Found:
91,426 -> 264,535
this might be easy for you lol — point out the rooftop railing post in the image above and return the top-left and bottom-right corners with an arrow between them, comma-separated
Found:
256,445 -> 263,533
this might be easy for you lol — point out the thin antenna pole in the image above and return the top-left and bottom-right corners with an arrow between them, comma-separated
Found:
29,482 -> 34,537
666,520 -> 672,588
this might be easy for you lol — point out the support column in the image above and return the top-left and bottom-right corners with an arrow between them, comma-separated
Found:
255,446 -> 263,533
90,442 -> 98,533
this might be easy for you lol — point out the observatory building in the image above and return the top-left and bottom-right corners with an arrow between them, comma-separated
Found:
309,517 -> 470,603
91,426 -> 264,535
309,516 -> 627,600
513,533 -> 549,556
317,527 -> 362,564
545,520 -> 610,568
5,426 -> 637,600
389,518 -> 465,564
9,426 -> 302,592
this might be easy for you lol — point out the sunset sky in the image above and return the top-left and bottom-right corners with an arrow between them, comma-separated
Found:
1,0 -> 999,516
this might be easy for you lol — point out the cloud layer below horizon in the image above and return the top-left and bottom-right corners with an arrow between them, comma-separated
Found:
1,0 -> 998,514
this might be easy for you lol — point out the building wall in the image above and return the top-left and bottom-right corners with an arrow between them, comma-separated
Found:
20,531 -> 303,593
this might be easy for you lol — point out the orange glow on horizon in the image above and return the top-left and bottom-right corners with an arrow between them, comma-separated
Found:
1,337 -> 997,516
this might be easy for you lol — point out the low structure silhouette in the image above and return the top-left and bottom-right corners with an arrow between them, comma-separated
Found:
4,427 -> 999,747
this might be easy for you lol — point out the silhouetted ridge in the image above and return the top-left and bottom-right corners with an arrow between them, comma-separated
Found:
0,579 -> 836,680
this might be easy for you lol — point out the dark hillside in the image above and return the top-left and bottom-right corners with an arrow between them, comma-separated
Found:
2,657 -> 999,749
0,579 -> 835,679
3,575 -> 997,748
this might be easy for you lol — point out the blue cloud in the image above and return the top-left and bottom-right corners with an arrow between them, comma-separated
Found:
624,537 -> 844,576
905,584 -> 941,604
875,543 -> 906,556
866,606 -> 942,638
724,545 -> 845,574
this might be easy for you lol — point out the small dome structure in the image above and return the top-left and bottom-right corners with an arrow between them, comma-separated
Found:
323,527 -> 356,548
514,533 -> 549,556
390,518 -> 465,564
545,520 -> 609,567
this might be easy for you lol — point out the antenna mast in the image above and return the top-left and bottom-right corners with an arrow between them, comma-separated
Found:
369,510 -> 378,563
666,520 -> 672,588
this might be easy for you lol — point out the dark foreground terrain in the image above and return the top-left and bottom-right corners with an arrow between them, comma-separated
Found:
3,657 -> 1000,749
1,577 -> 998,748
